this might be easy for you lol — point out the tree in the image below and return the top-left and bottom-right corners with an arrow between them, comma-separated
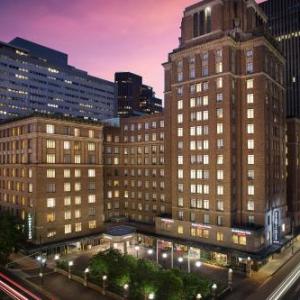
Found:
0,212 -> 25,265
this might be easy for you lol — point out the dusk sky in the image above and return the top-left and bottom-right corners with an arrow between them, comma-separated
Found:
0,0 -> 265,99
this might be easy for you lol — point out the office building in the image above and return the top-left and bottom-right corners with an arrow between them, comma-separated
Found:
260,0 -> 300,117
115,72 -> 162,117
0,114 -> 104,247
287,118 -> 300,229
0,37 -> 116,121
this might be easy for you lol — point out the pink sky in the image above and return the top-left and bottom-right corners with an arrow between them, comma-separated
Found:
0,0 -> 265,99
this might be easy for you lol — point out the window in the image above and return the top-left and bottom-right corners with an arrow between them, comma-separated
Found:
75,223 -> 82,232
216,62 -> 223,73
248,139 -> 254,149
64,196 -> 71,206
247,124 -> 254,134
74,182 -> 81,191
247,94 -> 254,104
88,169 -> 96,177
217,155 -> 224,165
64,141 -> 71,150
217,200 -> 224,211
177,226 -> 184,235
247,79 -> 254,89
178,128 -> 183,137
217,108 -> 223,119
217,93 -> 223,102
64,211 -> 71,220
217,232 -> 224,241
74,128 -> 80,137
88,142 -> 96,151
75,196 -> 81,205
88,194 -> 96,203
64,224 -> 72,234
217,77 -> 223,89
247,200 -> 254,211
46,154 -> 55,164
46,169 -> 55,178
64,183 -> 71,192
75,169 -> 81,177
248,155 -> 254,165
88,130 -> 94,138
248,185 -> 255,196
64,169 -> 71,178
247,109 -> 254,119
74,155 -> 81,164
46,213 -> 55,223
177,114 -> 183,124
47,198 -> 55,208
89,220 -> 96,229
178,100 -> 183,110
217,123 -> 223,134
46,140 -> 55,149
217,185 -> 224,195
46,124 -> 54,134
217,170 -> 224,180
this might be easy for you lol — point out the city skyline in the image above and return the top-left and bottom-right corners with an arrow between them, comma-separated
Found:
0,0 -> 266,100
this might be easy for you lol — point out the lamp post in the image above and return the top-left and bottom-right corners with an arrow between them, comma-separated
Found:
102,275 -> 108,295
211,283 -> 217,300
246,257 -> 252,278
135,245 -> 140,259
68,261 -> 73,279
178,257 -> 183,270
147,248 -> 154,256
148,292 -> 155,299
54,254 -> 60,272
196,293 -> 202,299
123,283 -> 129,299
83,268 -> 89,286
36,256 -> 46,285
228,268 -> 233,291
162,252 -> 168,268
195,260 -> 202,270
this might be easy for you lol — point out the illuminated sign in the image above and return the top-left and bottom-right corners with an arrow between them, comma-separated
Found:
28,213 -> 33,240
231,229 -> 252,236
273,209 -> 280,244
192,223 -> 212,229
161,218 -> 174,224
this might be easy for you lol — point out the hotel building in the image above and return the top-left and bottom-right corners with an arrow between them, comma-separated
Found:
0,37 -> 116,121
0,115 -> 104,247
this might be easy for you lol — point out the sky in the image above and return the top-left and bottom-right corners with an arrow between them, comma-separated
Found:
0,0 -> 265,99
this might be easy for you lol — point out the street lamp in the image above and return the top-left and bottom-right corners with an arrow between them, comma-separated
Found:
36,256 -> 46,285
246,257 -> 252,278
228,268 -> 233,291
102,274 -> 108,295
147,248 -> 154,256
83,268 -> 89,286
211,283 -> 217,300
68,261 -> 73,279
54,254 -> 60,272
148,292 -> 155,299
135,245 -> 140,258
178,257 -> 183,270
195,261 -> 202,268
162,252 -> 168,268
123,283 -> 129,299
196,293 -> 202,299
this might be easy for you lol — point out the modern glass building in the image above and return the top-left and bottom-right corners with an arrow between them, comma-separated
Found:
260,0 -> 300,117
0,37 -> 117,121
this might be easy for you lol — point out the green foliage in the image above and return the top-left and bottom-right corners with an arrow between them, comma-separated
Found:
0,212 -> 25,265
89,248 -> 213,300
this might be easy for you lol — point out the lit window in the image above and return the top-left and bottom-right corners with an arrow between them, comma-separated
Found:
46,154 -> 55,164
178,128 -> 183,137
217,77 -> 223,88
46,140 -> 56,149
64,211 -> 72,220
47,198 -> 55,208
75,223 -> 82,232
247,109 -> 254,119
248,139 -> 254,149
74,155 -> 81,164
217,232 -> 224,241
247,124 -> 254,134
88,143 -> 96,151
177,226 -> 184,235
248,185 -> 255,196
64,224 -> 72,234
64,183 -> 71,192
247,200 -> 254,211
46,124 -> 55,134
64,196 -> 71,206
88,169 -> 96,177
88,194 -> 96,203
217,123 -> 223,134
46,169 -> 56,178
247,79 -> 254,89
64,141 -> 71,150
178,100 -> 183,110
248,155 -> 255,165
64,169 -> 71,178
89,220 -> 96,229
247,94 -> 254,104
88,130 -> 94,138
75,169 -> 81,177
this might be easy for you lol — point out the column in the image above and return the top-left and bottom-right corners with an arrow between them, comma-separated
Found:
171,243 -> 174,269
